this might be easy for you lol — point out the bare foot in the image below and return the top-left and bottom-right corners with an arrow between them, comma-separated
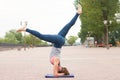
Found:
17,26 -> 26,32
77,4 -> 82,14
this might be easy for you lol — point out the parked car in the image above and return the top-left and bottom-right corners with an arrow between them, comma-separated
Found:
97,43 -> 105,47
97,43 -> 112,47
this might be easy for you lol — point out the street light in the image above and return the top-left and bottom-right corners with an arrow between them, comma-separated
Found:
115,13 -> 120,24
103,20 -> 112,49
20,21 -> 28,51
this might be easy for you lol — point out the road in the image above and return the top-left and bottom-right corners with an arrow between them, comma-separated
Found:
0,46 -> 120,80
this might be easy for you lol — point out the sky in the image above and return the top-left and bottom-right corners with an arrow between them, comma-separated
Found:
0,0 -> 81,38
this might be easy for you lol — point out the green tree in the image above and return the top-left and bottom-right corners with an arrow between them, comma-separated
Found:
0,38 -> 4,43
24,34 -> 48,46
75,0 -> 104,43
15,31 -> 23,43
75,0 -> 120,45
4,30 -> 22,44
67,36 -> 78,46
24,34 -> 40,45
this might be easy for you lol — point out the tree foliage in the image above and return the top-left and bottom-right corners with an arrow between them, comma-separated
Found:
24,34 -> 48,46
4,30 -> 22,44
0,29 -> 48,46
75,0 -> 120,44
67,36 -> 78,46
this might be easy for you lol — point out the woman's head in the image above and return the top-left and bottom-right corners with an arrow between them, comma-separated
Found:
58,67 -> 70,75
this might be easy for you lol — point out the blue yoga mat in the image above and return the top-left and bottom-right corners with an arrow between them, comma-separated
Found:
45,74 -> 74,78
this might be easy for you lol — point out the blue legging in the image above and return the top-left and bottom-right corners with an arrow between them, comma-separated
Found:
26,13 -> 79,48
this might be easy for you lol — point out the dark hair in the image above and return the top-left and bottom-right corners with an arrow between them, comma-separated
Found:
58,67 -> 70,75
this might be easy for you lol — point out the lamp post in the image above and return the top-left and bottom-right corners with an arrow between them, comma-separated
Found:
20,21 -> 27,51
88,31 -> 90,47
103,20 -> 112,49
115,13 -> 120,24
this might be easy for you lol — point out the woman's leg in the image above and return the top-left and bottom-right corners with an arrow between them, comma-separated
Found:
26,28 -> 59,44
58,13 -> 79,38
58,4 -> 82,38
17,27 -> 65,48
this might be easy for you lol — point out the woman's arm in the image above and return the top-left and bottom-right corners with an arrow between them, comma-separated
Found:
53,57 -> 64,76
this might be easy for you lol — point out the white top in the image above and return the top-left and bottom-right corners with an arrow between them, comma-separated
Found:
50,47 -> 61,59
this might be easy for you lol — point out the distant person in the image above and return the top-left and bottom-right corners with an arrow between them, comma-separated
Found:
95,41 -> 97,47
17,4 -> 82,76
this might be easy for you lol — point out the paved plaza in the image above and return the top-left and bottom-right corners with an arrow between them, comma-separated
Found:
0,46 -> 120,80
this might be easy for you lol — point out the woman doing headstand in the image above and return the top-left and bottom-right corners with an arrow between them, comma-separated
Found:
17,4 -> 82,76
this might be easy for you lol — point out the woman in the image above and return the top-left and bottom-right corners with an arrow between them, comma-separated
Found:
17,4 -> 82,76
